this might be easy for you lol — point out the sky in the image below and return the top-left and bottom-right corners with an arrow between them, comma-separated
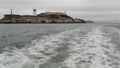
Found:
0,0 -> 120,22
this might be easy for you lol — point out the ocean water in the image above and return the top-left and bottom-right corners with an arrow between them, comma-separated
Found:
0,23 -> 120,68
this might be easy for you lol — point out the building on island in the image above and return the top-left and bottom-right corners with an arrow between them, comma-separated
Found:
0,9 -> 86,23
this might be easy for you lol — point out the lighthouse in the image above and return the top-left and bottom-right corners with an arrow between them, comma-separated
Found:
33,9 -> 37,16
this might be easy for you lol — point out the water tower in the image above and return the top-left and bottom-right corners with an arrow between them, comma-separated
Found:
33,9 -> 37,16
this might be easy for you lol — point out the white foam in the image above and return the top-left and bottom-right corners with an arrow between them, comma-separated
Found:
0,26 -> 120,68
64,27 -> 120,68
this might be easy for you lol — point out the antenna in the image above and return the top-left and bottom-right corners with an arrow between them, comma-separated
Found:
33,9 -> 37,16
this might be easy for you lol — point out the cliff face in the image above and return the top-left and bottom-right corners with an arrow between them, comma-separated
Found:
0,12 -> 86,23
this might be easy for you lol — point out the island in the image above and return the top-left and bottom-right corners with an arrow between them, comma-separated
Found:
0,9 -> 93,24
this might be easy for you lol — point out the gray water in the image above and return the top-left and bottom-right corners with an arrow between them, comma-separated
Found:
0,24 -> 89,53
0,23 -> 120,68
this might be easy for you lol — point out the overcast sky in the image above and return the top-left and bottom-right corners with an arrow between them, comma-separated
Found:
0,0 -> 120,22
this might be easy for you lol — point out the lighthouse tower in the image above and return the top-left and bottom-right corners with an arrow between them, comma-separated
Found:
33,9 -> 37,16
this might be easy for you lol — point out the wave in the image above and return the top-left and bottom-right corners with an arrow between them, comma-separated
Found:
0,26 -> 120,68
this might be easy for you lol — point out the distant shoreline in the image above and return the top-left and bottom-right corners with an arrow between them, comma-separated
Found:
0,22 -> 89,24
0,10 -> 88,23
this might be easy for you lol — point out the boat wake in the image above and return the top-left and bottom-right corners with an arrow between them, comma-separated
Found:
0,26 -> 120,68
